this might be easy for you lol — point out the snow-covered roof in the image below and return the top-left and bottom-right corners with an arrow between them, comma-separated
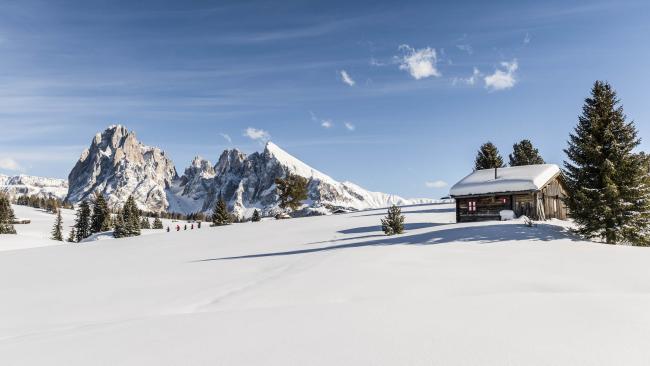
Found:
449,164 -> 561,197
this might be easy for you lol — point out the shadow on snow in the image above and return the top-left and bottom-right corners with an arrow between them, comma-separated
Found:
194,222 -> 579,262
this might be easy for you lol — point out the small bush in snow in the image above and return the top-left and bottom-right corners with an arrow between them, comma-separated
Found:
381,205 -> 405,236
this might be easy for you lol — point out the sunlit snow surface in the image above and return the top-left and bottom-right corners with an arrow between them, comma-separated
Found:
1,203 -> 650,365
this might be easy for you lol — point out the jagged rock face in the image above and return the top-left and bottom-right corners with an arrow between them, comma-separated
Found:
176,142 -> 436,218
66,125 -> 178,212
0,174 -> 68,200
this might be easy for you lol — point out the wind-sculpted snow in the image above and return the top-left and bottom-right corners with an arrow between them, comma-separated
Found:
1,203 -> 650,365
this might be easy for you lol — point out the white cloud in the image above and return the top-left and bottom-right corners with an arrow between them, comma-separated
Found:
396,45 -> 440,79
484,60 -> 518,91
244,127 -> 270,142
344,122 -> 355,131
369,57 -> 385,66
425,180 -> 448,189
321,120 -> 333,128
340,70 -> 355,86
219,133 -> 232,143
0,157 -> 23,172
523,33 -> 531,45
453,67 -> 481,86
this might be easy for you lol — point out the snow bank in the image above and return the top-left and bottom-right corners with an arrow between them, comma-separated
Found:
1,203 -> 649,365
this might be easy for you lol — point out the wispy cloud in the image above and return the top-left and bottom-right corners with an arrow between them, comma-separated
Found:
0,157 -> 23,172
396,45 -> 440,80
425,180 -> 448,188
321,120 -> 333,128
219,133 -> 232,143
340,70 -> 355,86
244,127 -> 270,142
344,122 -> 356,131
453,67 -> 481,86
456,44 -> 473,55
484,60 -> 518,91
523,32 -> 531,45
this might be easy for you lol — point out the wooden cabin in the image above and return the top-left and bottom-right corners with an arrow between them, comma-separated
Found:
449,164 -> 568,223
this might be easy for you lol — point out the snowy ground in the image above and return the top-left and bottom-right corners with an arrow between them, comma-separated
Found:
1,203 -> 650,365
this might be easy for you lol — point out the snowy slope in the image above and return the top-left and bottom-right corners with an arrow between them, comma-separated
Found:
0,174 -> 68,200
1,203 -> 650,365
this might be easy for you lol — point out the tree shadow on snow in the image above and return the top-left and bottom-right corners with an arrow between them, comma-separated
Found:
338,222 -> 443,235
194,223 -> 580,262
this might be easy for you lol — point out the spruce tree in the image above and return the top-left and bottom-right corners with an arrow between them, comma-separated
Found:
275,173 -> 309,212
152,216 -> 164,229
474,142 -> 505,170
74,201 -> 92,242
121,196 -> 141,237
51,210 -> 63,241
564,81 -> 650,245
90,194 -> 111,233
140,217 -> 151,229
251,209 -> 261,222
67,228 -> 77,243
509,139 -> 545,166
381,205 -> 405,236
211,197 -> 231,226
0,193 -> 17,234
113,210 -> 126,238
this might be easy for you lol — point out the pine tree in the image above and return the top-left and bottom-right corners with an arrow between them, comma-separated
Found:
474,142 -> 505,170
564,81 -> 650,245
211,197 -> 231,226
74,201 -> 92,242
67,227 -> 77,243
509,139 -> 545,166
116,196 -> 141,237
251,209 -> 261,222
0,193 -> 17,234
140,217 -> 151,229
275,173 -> 309,212
51,210 -> 63,241
90,193 -> 111,233
152,216 -> 164,229
381,205 -> 405,236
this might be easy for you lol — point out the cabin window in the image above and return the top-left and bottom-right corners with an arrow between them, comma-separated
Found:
553,198 -> 557,213
468,201 -> 476,212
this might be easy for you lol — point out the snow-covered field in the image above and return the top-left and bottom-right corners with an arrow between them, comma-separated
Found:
1,203 -> 650,365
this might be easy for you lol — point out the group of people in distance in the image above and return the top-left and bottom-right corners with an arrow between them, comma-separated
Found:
166,221 -> 202,232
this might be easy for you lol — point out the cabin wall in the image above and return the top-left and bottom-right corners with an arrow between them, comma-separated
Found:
456,195 -> 513,222
540,177 -> 568,220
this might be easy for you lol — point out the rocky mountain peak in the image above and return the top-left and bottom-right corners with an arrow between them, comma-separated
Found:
66,125 -> 178,212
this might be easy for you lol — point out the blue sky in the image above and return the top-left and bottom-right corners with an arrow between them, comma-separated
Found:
0,0 -> 649,198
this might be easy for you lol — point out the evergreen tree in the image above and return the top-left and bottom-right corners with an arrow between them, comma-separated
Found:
140,217 -> 151,229
113,210 -> 126,238
67,227 -> 76,243
381,205 -> 405,236
251,209 -> 261,222
120,196 -> 141,237
74,201 -> 92,242
275,173 -> 309,212
211,197 -> 231,226
509,139 -> 545,166
152,216 -> 164,229
90,194 -> 111,233
564,81 -> 650,245
0,193 -> 17,234
51,210 -> 63,241
474,142 -> 505,170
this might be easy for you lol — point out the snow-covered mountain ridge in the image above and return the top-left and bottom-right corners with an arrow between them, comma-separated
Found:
65,125 -> 440,217
0,174 -> 68,200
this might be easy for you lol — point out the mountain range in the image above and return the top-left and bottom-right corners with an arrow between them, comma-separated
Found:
13,125 -> 439,218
